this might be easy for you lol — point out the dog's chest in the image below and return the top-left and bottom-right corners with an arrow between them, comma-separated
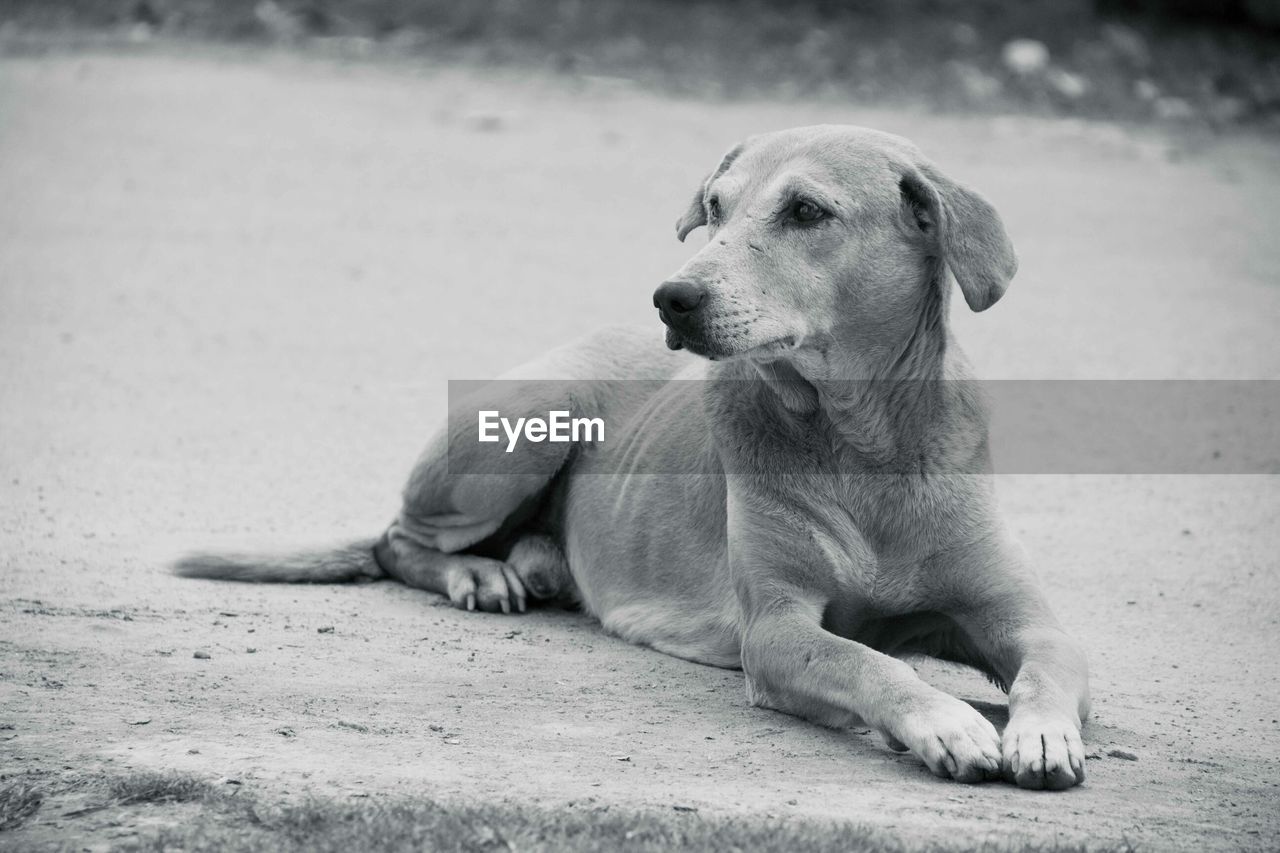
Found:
800,474 -> 953,609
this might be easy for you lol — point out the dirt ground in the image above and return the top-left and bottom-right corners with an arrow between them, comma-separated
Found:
1,42 -> 1279,850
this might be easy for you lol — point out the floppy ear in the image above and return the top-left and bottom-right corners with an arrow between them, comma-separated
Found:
675,184 -> 708,243
899,164 -> 1017,312
675,142 -> 744,243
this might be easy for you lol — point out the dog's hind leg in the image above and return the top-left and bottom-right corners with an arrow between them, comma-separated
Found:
375,380 -> 584,611
374,529 -> 529,613
375,528 -> 574,613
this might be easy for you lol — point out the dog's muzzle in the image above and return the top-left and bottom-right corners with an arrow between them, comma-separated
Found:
653,279 -> 707,350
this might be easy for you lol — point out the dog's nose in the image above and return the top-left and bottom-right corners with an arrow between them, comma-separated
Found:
653,280 -> 706,319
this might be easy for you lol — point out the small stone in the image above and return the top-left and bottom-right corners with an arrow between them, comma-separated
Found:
1002,39 -> 1050,76
317,625 -> 334,634
1108,748 -> 1139,761
1047,69 -> 1089,100
193,650 -> 211,660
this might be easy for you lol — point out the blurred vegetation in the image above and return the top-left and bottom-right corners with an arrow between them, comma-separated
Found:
2,0 -> 1278,127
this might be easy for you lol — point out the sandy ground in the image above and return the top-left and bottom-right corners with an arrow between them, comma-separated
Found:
2,42 -> 1279,850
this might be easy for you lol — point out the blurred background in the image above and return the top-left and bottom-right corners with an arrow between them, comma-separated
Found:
4,0 -> 1280,127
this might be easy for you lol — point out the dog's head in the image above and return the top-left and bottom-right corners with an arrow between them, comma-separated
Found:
654,125 -> 1017,363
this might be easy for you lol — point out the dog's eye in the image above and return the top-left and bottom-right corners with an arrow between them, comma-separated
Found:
791,200 -> 826,224
707,196 -> 722,224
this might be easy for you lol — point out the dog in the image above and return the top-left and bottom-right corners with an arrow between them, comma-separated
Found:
176,125 -> 1090,790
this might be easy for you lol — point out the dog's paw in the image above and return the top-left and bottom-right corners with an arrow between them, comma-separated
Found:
1001,713 -> 1085,790
444,557 -> 527,614
890,694 -> 1002,783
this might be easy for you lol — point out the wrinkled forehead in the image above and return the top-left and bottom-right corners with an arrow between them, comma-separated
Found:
711,125 -> 920,209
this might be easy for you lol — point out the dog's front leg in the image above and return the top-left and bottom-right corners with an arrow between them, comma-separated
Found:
937,536 -> 1090,790
738,596 -> 1002,783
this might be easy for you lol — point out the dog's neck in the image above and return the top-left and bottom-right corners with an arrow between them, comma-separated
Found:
751,265 -> 976,468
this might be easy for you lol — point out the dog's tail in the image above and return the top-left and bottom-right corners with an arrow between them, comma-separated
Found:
171,537 -> 384,584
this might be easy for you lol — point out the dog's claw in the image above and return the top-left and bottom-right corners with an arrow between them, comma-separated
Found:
892,694 -> 1002,785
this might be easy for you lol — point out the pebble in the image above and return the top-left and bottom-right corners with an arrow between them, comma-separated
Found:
1108,748 -> 1139,761
1002,39 -> 1050,76
1047,69 -> 1089,100
192,650 -> 211,660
